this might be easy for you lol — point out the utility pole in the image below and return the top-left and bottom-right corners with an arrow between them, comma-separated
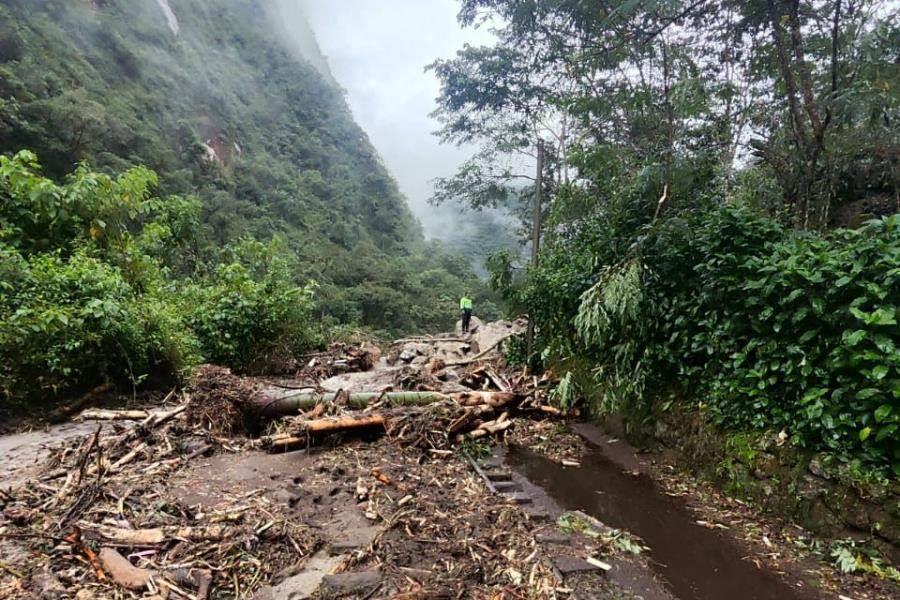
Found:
526,141 -> 544,360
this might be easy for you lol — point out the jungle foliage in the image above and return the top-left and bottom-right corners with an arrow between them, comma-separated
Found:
0,0 -> 488,345
434,0 -> 899,473
0,150 -> 318,404
0,0 -> 498,407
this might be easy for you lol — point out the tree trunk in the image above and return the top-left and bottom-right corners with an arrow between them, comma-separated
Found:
249,390 -> 517,417
526,141 -> 544,359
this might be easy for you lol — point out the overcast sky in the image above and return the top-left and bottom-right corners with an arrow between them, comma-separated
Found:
299,0 -> 494,236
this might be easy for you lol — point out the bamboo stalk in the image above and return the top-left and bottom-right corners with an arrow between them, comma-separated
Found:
251,391 -> 516,417
304,414 -> 386,434
79,408 -> 152,421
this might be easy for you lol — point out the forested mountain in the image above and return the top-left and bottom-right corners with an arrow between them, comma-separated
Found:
0,0 -> 485,332
0,0 -> 494,406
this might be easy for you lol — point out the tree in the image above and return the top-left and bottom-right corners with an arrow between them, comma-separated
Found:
447,0 -> 898,229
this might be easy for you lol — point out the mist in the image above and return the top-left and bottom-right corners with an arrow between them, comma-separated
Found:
268,0 -> 502,241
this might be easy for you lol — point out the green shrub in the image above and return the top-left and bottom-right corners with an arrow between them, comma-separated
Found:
0,247 -> 190,399
0,152 -> 317,406
182,239 -> 318,372
533,203 -> 899,474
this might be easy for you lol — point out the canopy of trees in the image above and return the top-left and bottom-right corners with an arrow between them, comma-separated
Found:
432,0 -> 899,473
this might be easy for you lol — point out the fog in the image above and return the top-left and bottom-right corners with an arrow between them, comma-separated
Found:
287,0 -> 497,239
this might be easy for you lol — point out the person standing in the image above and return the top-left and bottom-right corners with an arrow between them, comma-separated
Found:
460,291 -> 473,334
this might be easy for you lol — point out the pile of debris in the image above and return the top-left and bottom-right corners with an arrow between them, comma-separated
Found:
388,319 -> 525,369
0,398 -> 320,599
0,320 -> 568,599
301,440 -> 564,599
188,348 -> 562,455
279,342 -> 382,382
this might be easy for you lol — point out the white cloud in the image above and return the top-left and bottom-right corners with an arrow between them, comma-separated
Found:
298,0 -> 495,236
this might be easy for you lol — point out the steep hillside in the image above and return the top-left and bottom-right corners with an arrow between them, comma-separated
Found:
0,0 -> 489,332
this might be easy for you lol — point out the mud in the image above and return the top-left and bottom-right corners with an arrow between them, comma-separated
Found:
507,436 -> 822,600
0,420 -> 100,488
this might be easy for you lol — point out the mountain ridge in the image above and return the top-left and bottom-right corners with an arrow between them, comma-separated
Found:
0,0 -> 492,333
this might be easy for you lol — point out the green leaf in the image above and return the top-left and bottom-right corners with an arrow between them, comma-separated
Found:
798,329 -> 818,344
876,424 -> 896,442
873,334 -> 895,354
859,427 -> 872,441
875,404 -> 892,423
871,365 -> 889,380
811,298 -> 825,315
842,330 -> 866,346
871,308 -> 897,326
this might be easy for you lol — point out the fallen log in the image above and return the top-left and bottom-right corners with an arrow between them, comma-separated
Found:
48,383 -> 114,423
468,412 -> 513,438
304,414 -> 386,434
252,391 -> 516,417
392,336 -> 468,344
79,408 -> 152,421
86,524 -> 237,546
98,547 -> 154,590
262,414 -> 388,450
443,336 -> 512,367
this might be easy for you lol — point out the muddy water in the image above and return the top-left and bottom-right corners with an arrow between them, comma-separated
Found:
507,443 -> 818,600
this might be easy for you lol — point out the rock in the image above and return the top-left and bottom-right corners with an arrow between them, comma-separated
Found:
492,481 -> 522,492
872,505 -> 900,545
822,492 -> 872,530
321,570 -> 381,594
797,474 -> 829,499
98,547 -> 153,590
553,556 -> 606,574
503,492 -> 532,505
328,540 -> 363,554
253,552 -> 343,600
808,456 -> 832,480
362,343 -> 382,364
479,457 -> 504,469
398,350 -> 416,363
535,532 -> 571,545
424,356 -> 445,374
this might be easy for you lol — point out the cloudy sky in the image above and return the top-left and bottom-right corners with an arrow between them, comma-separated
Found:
298,0 -> 495,235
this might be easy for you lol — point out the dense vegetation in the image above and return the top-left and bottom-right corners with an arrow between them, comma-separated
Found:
0,1 -> 496,407
433,0 -> 899,473
0,150 -> 318,403
0,0 -> 488,335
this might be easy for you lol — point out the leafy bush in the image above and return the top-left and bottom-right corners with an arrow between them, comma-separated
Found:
182,239 -> 318,372
2,248 -> 144,397
531,202 -> 900,474
0,151 -> 318,406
